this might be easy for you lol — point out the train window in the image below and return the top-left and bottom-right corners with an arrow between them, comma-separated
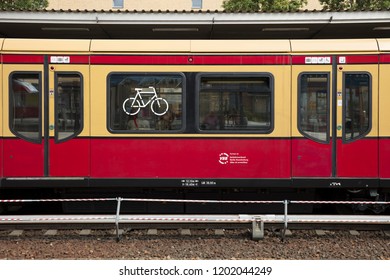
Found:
55,73 -> 83,142
197,74 -> 273,133
9,72 -> 42,143
298,73 -> 330,143
343,73 -> 371,142
108,73 -> 184,133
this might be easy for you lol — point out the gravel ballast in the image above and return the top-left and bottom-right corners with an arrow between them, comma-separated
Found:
0,229 -> 389,260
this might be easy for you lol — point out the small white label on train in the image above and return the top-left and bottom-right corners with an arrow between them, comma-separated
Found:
339,56 -> 346,64
305,57 -> 331,64
50,56 -> 70,63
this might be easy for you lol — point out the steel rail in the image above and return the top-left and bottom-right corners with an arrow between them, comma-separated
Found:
1,214 -> 389,240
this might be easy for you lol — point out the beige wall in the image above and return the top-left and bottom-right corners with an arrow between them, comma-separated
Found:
304,0 -> 323,10
48,0 -> 323,11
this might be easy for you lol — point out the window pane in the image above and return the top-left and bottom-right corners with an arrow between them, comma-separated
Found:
56,73 -> 83,142
344,73 -> 371,141
113,0 -> 124,8
198,75 -> 272,132
10,73 -> 41,142
109,74 -> 183,132
192,0 -> 202,9
298,73 -> 329,143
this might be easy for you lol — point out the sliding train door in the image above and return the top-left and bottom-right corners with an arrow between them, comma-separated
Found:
335,57 -> 378,179
3,57 -> 45,177
3,54 -> 90,177
292,59 -> 333,177
292,54 -> 378,183
47,58 -> 90,177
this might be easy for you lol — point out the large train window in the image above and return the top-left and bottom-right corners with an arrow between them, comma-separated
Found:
197,74 -> 273,133
343,73 -> 371,142
298,73 -> 330,143
55,73 -> 83,142
108,73 -> 184,132
9,72 -> 42,143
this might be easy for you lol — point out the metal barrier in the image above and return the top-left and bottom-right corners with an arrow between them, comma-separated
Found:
1,197 -> 390,240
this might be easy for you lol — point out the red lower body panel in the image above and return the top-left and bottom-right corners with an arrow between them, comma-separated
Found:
379,138 -> 390,178
292,138 -> 332,177
292,138 -> 378,178
3,138 -> 90,177
3,138 -> 44,177
0,138 -> 2,178
337,138 -> 378,178
49,138 -> 90,177
2,137 -> 382,182
90,138 -> 291,179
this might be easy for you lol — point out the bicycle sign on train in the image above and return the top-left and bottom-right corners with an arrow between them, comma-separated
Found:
122,86 -> 169,116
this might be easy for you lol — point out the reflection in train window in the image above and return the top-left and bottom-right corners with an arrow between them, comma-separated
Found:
9,72 -> 42,143
55,73 -> 83,142
197,74 -> 273,133
108,73 -> 184,132
298,73 -> 330,143
343,73 -> 371,142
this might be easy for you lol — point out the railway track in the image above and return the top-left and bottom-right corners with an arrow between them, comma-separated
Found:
1,226 -> 390,239
0,222 -> 389,260
0,214 -> 389,241
1,197 -> 390,240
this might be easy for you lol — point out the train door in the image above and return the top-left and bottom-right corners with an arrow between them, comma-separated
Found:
3,55 -> 90,177
3,58 -> 44,177
48,59 -> 90,177
335,56 -> 378,178
292,55 -> 378,181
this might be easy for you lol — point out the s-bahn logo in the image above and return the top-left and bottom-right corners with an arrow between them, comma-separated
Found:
219,153 -> 229,165
219,152 -> 249,165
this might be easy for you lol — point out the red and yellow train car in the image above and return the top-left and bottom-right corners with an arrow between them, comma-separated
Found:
0,38 -> 389,213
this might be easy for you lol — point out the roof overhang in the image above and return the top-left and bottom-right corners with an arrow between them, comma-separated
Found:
0,10 -> 390,39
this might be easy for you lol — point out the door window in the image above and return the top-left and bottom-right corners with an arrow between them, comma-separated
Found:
343,73 -> 371,142
298,73 -> 330,143
9,72 -> 42,143
55,73 -> 83,142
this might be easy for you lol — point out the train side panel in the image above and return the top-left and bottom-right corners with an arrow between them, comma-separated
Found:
89,57 -> 291,185
0,39 -> 3,180
290,39 -> 380,184
1,39 -> 91,179
378,39 -> 390,181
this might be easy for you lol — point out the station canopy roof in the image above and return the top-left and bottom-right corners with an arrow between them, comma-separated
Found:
0,9 -> 390,39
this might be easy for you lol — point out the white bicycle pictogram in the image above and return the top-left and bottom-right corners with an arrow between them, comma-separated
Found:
122,86 -> 169,116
